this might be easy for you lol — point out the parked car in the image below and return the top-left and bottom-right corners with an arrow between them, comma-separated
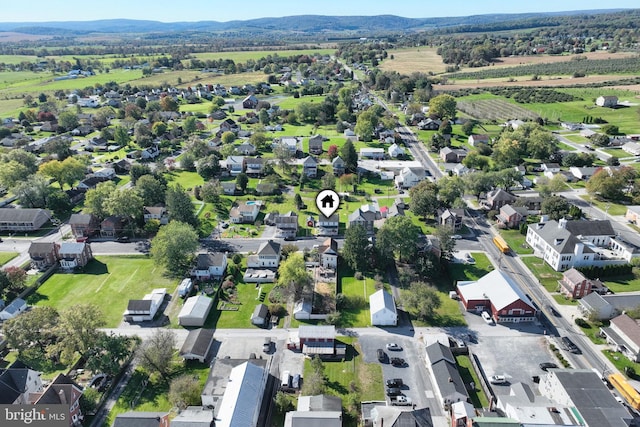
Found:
390,395 -> 412,406
386,343 -> 402,351
386,378 -> 403,388
377,348 -> 387,363
263,337 -> 272,353
386,387 -> 402,396
481,311 -> 494,324
291,374 -> 301,389
490,375 -> 507,385
561,336 -> 581,354
539,362 -> 558,371
390,357 -> 405,367
451,234 -> 462,240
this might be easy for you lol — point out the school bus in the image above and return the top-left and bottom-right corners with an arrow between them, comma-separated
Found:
493,235 -> 510,253
608,373 -> 640,410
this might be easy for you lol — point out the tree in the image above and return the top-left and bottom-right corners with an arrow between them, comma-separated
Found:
354,110 -> 376,142
461,120 -> 476,136
136,175 -> 167,206
429,94 -> 457,120
409,180 -> 439,219
587,167 -> 635,202
151,221 -> 199,274
169,374 -> 202,410
439,119 -> 452,135
160,96 -> 179,112
591,133 -> 610,147
80,388 -> 100,416
401,282 -> 442,321
52,304 -> 106,364
166,185 -> 198,228
0,161 -> 31,189
105,187 -> 144,223
321,173 -> 336,190
339,140 -> 358,173
342,224 -> 370,272
302,355 -> 327,395
84,333 -> 133,377
152,121 -> 168,137
85,181 -> 117,219
113,126 -> 130,146
434,225 -> 455,259
57,110 -> 79,131
376,216 -> 421,262
437,176 -> 465,207
236,173 -> 249,193
2,306 -> 59,360
41,157 -> 86,189
273,143 -> 293,173
137,329 -> 176,384
221,131 -> 236,144
541,195 -> 571,221
327,144 -> 338,159
277,253 -> 312,301
274,391 -> 294,413
414,251 -> 442,280
492,137 -> 522,169
249,132 -> 268,150
201,180 -> 223,203
45,138 -> 72,160
196,154 -> 221,180
14,175 -> 51,209
184,116 -> 198,134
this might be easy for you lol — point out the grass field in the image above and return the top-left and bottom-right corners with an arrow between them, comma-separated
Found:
447,252 -> 494,286
192,48 -> 336,63
520,256 -> 563,293
499,229 -> 534,255
29,256 -> 177,327
456,355 -> 490,408
0,251 -> 18,266
379,47 -> 448,75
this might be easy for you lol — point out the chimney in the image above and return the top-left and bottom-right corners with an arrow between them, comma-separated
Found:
574,242 -> 584,255
57,388 -> 67,404
558,218 -> 568,229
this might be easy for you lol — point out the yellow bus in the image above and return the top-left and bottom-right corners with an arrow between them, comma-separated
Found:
493,235 -> 510,253
609,373 -> 640,410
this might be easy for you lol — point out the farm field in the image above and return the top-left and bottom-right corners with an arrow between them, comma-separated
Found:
378,47 -> 448,75
29,256 -> 177,328
457,97 -> 540,121
192,48 -> 335,63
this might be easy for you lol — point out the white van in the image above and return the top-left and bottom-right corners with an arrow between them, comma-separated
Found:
281,371 -> 291,388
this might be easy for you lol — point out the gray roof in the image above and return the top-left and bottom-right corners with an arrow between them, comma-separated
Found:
431,359 -> 468,400
297,394 -> 342,412
299,325 -> 335,340
0,208 -> 49,222
28,241 -> 56,255
564,219 -> 615,237
2,298 -> 26,315
113,412 -> 169,427
69,213 -> 94,225
257,240 -> 281,256
425,342 -> 455,365
196,252 -> 226,269
0,360 -> 34,404
251,303 -> 268,320
127,299 -> 152,311
171,406 -> 214,427
551,369 -> 631,427
180,328 -> 214,359
610,314 -> 640,348
528,221 -> 595,255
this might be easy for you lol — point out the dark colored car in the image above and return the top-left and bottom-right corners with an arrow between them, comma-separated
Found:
377,348 -> 386,363
539,362 -> 558,371
386,378 -> 403,388
390,357 -> 405,367
386,387 -> 402,396
561,336 -> 581,354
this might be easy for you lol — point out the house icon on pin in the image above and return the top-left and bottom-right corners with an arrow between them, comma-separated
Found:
320,194 -> 335,208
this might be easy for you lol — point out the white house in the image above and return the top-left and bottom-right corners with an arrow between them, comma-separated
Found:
394,167 -> 427,189
359,147 -> 384,160
123,288 -> 166,322
0,298 -> 27,320
214,362 -> 269,427
596,95 -> 618,107
318,238 -> 338,270
94,167 -> 116,179
247,240 -> 281,268
369,289 -> 398,326
192,252 -> 228,280
178,295 -> 214,327
387,143 -> 405,158
622,142 -> 640,156
226,156 -> 245,176
230,201 -> 260,224
468,134 -> 490,146
316,213 -> 339,236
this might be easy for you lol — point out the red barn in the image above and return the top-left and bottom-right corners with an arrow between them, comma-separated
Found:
291,325 -> 336,356
457,270 -> 537,323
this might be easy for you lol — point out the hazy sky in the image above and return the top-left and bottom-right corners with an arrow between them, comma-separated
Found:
2,0 -> 638,22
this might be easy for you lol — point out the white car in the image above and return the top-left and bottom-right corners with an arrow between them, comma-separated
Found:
490,375 -> 507,385
451,234 -> 462,240
386,343 -> 402,351
481,311 -> 494,324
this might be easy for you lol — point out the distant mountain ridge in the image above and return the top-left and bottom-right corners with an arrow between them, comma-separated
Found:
0,9 -> 628,35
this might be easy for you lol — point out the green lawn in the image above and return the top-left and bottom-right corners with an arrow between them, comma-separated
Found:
520,256 -> 563,293
601,273 -> 640,293
456,355 -> 490,408
0,252 -> 18,266
209,283 -> 275,329
104,359 -> 210,427
165,170 -> 205,190
580,195 -> 628,216
447,252 -> 494,285
498,229 -> 533,255
29,256 -> 177,327
338,267 -> 380,328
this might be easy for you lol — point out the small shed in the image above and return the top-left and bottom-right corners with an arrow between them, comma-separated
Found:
251,304 -> 269,326
179,329 -> 215,363
178,295 -> 214,327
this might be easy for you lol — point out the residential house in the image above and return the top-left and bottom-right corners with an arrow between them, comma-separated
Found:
171,407 -> 214,427
541,163 -> 561,173
369,289 -> 398,326
256,182 -> 278,196
113,412 -> 170,427
192,252 -> 228,280
284,395 -> 342,427
308,135 -> 324,155
251,304 -> 269,326
517,195 -> 543,212
302,156 -> 318,178
526,218 -> 616,271
369,407 -> 433,427
559,267 -> 605,300
359,148 -> 384,160
468,134 -> 490,146
230,201 -> 260,224
437,208 -> 464,230
235,142 -> 256,155
418,117 -> 441,130
387,143 -> 405,158
539,369 -> 630,427
394,167 -> 427,189
0,298 -> 27,321
58,242 -> 93,270
100,216 -> 124,238
123,288 -> 167,323
247,240 -> 281,268
579,293 -> 640,321
77,176 -> 104,191
601,314 -> 640,362
226,156 -> 245,176
484,189 -> 517,211
141,145 -> 160,160
274,136 -> 300,155
142,206 -> 168,225
113,159 -> 131,174
457,269 -> 537,323
242,94 -> 259,109
348,204 -> 380,235
220,118 -> 240,133
178,295 -> 214,327
623,142 -> 640,156
332,156 -> 345,176
496,204 -> 528,229
28,241 -> 59,270
274,212 -> 298,239
29,373 -> 83,426
440,147 -> 467,163
244,157 -> 265,176
69,213 -> 99,238
317,213 -> 339,236
425,342 -> 469,410
317,238 -> 338,270
94,167 -> 116,180
222,182 -> 237,195
0,360 -> 43,404
0,208 -> 51,232
570,166 -> 600,181
596,95 -> 618,107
